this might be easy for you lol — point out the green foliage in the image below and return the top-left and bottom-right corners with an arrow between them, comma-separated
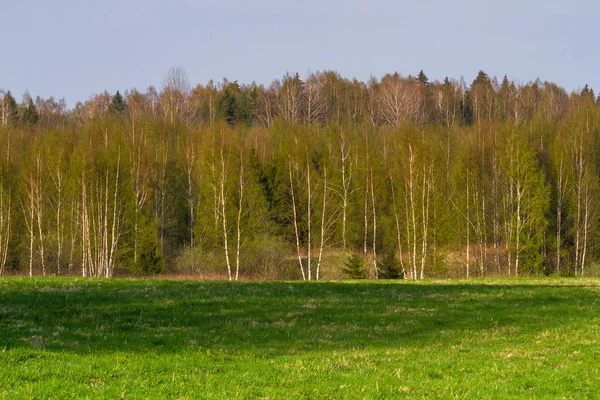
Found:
499,128 -> 550,274
109,90 -> 126,113
217,81 -> 255,125
22,98 -> 38,125
460,96 -> 473,125
342,253 -> 367,279
378,251 -> 403,279
472,70 -> 490,86
417,70 -> 429,85
4,91 -> 19,124
134,243 -> 164,275
3,71 -> 600,279
239,235 -> 295,279
581,84 -> 595,101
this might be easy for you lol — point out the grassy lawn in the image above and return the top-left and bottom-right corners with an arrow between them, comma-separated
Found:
1,277 -> 600,398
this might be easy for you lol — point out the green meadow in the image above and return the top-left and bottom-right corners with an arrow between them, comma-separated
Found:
1,277 -> 599,398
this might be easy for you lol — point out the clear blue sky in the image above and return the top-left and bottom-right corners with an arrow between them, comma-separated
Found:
1,0 -> 598,108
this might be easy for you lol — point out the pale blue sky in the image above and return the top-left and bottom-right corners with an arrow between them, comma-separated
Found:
1,0 -> 598,107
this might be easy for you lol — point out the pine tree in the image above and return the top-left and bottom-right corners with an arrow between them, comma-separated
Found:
109,91 -> 126,113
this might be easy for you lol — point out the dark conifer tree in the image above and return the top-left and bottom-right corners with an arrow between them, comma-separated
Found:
219,84 -> 237,125
581,84 -> 595,101
417,70 -> 429,85
342,254 -> 368,279
109,91 -> 126,113
460,93 -> 473,125
5,91 -> 19,124
22,98 -> 38,125
472,70 -> 491,87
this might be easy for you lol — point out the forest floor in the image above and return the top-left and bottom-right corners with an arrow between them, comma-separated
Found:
0,277 -> 599,398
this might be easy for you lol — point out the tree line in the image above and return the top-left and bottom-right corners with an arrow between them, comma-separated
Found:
0,68 -> 598,279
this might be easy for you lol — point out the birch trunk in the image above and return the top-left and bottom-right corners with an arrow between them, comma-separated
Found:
219,141 -> 232,281
306,152 -> 312,281
407,143 -> 418,280
339,133 -> 350,250
235,147 -> 244,281
389,173 -> 406,277
555,154 -> 566,274
49,164 -> 65,275
0,186 -> 10,275
466,170 -> 470,278
316,166 -> 328,281
370,167 -> 378,279
420,163 -> 431,280
289,159 -> 306,280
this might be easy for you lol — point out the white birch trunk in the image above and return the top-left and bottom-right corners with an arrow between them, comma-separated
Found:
289,159 -> 306,280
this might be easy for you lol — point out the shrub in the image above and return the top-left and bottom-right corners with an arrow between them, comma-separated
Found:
240,235 -> 295,279
174,247 -> 222,276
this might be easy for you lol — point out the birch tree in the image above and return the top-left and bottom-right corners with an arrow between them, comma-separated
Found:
0,164 -> 11,274
80,135 -> 126,278
500,129 -> 548,276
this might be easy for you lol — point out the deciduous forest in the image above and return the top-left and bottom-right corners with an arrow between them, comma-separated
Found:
0,68 -> 598,279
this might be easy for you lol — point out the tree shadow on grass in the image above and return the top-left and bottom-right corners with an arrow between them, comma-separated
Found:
0,279 -> 598,355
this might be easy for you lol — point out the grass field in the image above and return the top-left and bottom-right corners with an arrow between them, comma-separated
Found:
1,277 -> 600,398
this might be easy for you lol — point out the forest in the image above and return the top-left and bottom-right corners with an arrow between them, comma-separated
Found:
0,68 -> 598,279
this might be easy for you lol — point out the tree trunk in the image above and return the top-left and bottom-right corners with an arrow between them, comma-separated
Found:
289,159 -> 306,281
370,167 -> 378,279
316,166 -> 328,281
389,173 -> 406,277
235,147 -> 244,281
219,141 -> 232,281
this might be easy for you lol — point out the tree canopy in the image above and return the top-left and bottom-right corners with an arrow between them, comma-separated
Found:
0,69 -> 598,279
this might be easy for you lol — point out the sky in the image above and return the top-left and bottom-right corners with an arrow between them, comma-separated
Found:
1,0 -> 599,108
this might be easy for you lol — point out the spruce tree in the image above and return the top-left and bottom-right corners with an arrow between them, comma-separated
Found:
136,243 -> 164,274
219,85 -> 237,124
109,91 -> 126,113
499,75 -> 510,92
342,254 -> 368,279
22,98 -> 38,125
581,84 -> 595,101
378,252 -> 403,279
460,93 -> 473,125
443,77 -> 452,88
472,70 -> 491,88
417,70 -> 429,85
5,91 -> 18,124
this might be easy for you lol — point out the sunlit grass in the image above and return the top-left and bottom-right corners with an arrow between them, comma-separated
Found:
1,277 -> 599,398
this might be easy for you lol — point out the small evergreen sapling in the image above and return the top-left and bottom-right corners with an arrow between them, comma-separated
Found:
378,251 -> 403,279
342,253 -> 368,279
135,243 -> 164,275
